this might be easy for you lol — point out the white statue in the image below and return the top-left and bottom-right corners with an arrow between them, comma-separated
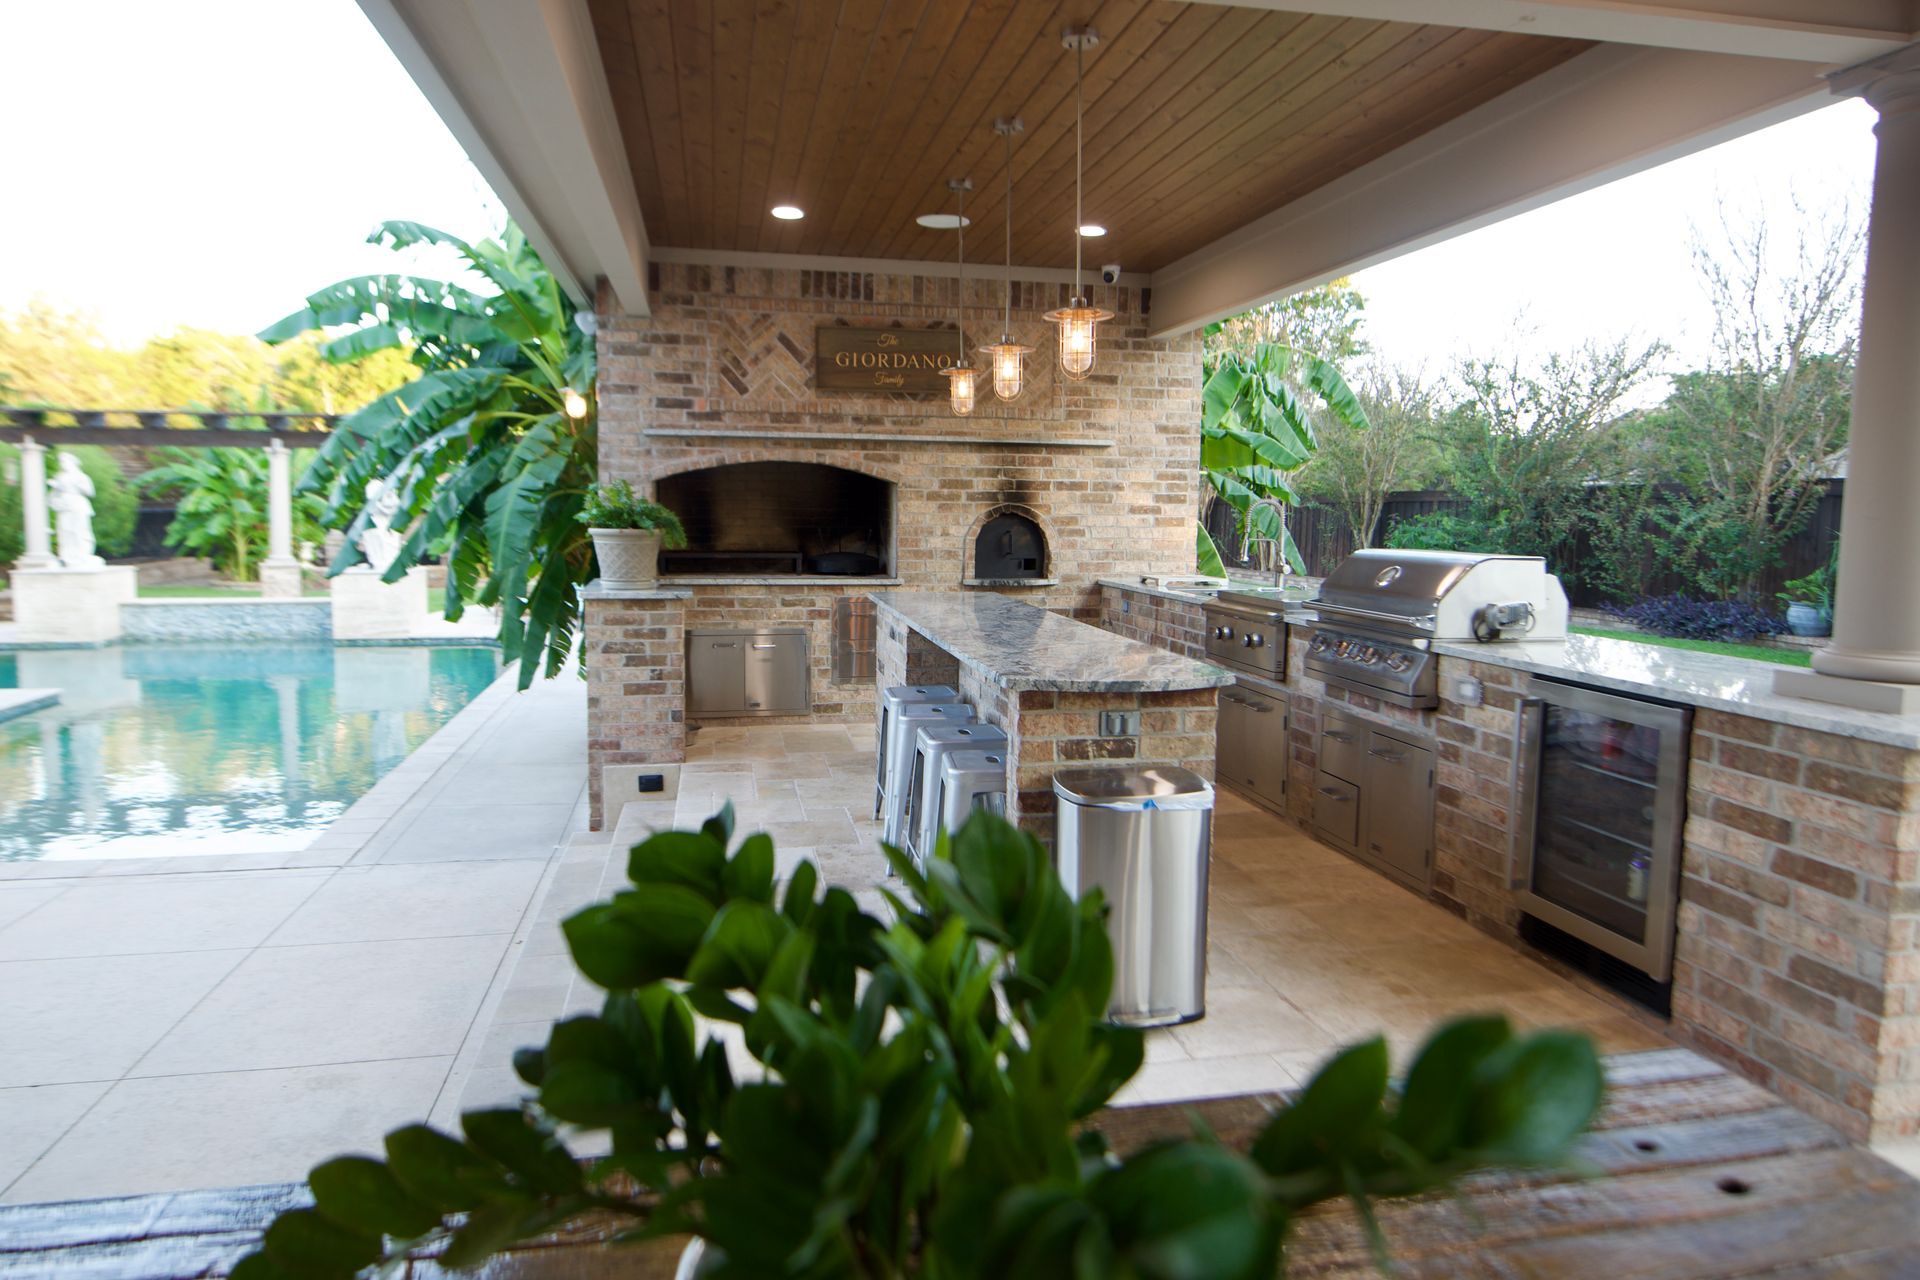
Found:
356,478 -> 405,574
48,453 -> 103,569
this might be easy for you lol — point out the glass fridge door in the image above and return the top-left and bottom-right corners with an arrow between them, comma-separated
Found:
1513,680 -> 1691,979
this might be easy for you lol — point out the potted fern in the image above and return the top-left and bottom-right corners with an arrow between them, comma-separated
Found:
580,479 -> 687,589
1777,545 -> 1837,638
231,809 -> 1605,1280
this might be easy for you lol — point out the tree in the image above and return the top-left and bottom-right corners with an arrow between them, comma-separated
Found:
1203,280 -> 1367,365
260,220 -> 596,687
0,302 -> 141,407
1390,338 -> 1664,559
271,333 -> 417,416
1296,364 -> 1440,549
1633,199 -> 1862,598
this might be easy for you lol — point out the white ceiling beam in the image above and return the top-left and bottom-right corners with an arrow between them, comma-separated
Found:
356,0 -> 650,314
1179,1 -> 1917,65
1145,43 -> 1829,339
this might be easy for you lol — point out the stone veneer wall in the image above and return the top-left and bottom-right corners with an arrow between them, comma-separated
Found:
1098,582 -> 1920,1143
594,264 -> 1202,719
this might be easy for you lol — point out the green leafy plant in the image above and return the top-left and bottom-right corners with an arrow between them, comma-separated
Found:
233,810 -> 1603,1280
137,446 -> 324,581
1199,342 -> 1364,577
1777,541 -> 1837,612
578,479 -> 688,545
259,221 -> 596,688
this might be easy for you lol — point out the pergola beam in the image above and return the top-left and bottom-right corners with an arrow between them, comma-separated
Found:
356,0 -> 650,314
1145,42 -> 1829,338
1172,1 -> 1917,65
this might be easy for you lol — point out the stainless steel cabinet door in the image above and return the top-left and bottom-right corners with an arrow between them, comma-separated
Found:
1319,712 -> 1364,784
1240,685 -> 1288,806
743,633 -> 810,713
1214,691 -> 1252,791
1311,771 -> 1359,851
1362,731 -> 1434,890
688,635 -> 746,715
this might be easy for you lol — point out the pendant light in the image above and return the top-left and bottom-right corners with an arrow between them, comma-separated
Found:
941,178 -> 977,417
979,117 -> 1032,400
1044,28 -> 1113,381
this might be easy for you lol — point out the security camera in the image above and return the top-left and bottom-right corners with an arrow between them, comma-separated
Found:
1100,263 -> 1122,285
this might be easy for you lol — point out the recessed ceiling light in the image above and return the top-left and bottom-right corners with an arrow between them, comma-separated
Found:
770,205 -> 805,221
916,213 -> 972,229
1078,223 -> 1107,238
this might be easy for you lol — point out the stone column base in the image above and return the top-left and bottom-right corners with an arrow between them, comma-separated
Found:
1773,668 -> 1920,715
582,583 -> 693,829
329,568 -> 430,640
258,560 -> 304,599
9,565 -> 138,644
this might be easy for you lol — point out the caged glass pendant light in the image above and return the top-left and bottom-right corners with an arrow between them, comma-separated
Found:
979,117 -> 1033,400
1043,28 -> 1113,381
941,178 -> 978,417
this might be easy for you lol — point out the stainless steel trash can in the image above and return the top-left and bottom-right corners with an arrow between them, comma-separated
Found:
1053,765 -> 1215,1027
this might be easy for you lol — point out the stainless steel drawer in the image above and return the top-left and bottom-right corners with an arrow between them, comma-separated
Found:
1319,711 -> 1365,784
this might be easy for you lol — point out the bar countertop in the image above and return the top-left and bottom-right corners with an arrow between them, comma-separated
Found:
870,591 -> 1234,693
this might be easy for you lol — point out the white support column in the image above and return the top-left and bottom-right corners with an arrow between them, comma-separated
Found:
259,437 -> 302,599
1778,51 -> 1920,714
15,436 -> 56,569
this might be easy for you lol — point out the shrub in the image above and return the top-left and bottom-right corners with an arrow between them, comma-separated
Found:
1384,510 -> 1505,553
0,443 -> 137,564
578,478 -> 687,545
1606,594 -> 1786,641
231,808 -> 1605,1280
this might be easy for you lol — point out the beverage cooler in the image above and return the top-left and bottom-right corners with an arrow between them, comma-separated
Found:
1511,676 -> 1691,985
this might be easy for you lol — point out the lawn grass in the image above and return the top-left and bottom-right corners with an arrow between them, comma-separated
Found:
1573,625 -> 1812,668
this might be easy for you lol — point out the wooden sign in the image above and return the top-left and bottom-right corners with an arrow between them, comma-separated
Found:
815,326 -> 965,393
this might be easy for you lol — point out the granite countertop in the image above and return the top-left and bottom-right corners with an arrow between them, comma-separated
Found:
577,580 -> 695,601
871,591 -> 1235,693
1434,634 -> 1920,748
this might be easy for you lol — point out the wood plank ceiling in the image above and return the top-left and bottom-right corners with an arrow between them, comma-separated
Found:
589,1 -> 1592,272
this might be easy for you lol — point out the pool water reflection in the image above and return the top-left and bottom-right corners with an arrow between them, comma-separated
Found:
0,644 -> 501,861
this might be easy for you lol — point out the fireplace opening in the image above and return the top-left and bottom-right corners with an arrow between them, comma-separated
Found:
656,462 -> 893,577
973,511 -> 1047,581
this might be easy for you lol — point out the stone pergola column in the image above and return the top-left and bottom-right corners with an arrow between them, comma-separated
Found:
15,437 -> 56,569
1778,51 -> 1920,713
259,437 -> 301,598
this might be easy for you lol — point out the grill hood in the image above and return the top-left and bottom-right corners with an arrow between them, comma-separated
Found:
1313,549 -> 1568,642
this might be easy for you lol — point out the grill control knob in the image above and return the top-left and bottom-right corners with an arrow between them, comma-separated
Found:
1309,634 -> 1330,654
1359,646 -> 1380,665
1243,633 -> 1264,649
1385,652 -> 1412,673
1214,625 -> 1234,641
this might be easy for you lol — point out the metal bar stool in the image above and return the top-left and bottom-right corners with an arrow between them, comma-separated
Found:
933,747 -> 1009,845
880,701 -> 975,848
874,684 -> 959,819
904,721 -> 1009,868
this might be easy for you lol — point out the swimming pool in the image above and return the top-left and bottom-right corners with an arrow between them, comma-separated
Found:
0,644 -> 501,861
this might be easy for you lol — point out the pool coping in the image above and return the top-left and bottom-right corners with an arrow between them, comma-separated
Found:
0,656 -> 528,882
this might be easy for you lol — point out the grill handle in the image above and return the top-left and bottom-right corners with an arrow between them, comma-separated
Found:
1508,696 -> 1545,890
1314,603 -> 1437,632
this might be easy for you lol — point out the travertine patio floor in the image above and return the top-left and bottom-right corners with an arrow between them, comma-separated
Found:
475,721 -> 1670,1118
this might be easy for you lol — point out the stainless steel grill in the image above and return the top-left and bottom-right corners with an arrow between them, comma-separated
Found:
1307,550 -> 1568,709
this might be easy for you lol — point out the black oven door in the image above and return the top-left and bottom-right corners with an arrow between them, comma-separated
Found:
1510,679 -> 1691,980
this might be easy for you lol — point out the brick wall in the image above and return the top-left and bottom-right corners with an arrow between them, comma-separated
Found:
583,596 -> 687,828
1099,586 -> 1206,658
1673,711 -> 1920,1142
593,264 -> 1203,721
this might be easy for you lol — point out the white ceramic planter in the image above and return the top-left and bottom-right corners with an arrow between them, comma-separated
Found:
591,527 -> 664,589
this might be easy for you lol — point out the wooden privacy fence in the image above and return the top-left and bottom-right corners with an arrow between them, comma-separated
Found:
1216,482 -> 1845,608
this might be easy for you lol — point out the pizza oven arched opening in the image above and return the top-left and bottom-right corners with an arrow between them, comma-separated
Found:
973,511 -> 1048,581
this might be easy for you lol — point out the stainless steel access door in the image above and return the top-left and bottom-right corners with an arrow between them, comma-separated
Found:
1511,677 -> 1691,980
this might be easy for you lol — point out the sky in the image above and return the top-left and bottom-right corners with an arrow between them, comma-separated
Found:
0,1 -> 1882,376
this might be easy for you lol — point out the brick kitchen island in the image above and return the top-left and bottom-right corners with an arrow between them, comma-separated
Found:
870,592 -> 1233,842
